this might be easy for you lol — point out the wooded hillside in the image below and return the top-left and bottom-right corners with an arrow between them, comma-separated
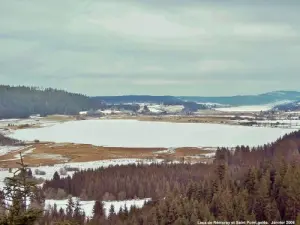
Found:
0,133 -> 19,145
0,85 -> 100,119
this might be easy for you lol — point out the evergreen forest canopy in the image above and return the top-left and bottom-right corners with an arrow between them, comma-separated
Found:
0,85 -> 104,119
2,130 -> 297,224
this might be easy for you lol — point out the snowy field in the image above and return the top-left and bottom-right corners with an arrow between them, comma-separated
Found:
147,104 -> 184,113
0,118 -> 59,132
234,119 -> 300,129
9,119 -> 296,148
0,146 -> 26,156
216,105 -> 273,112
45,198 -> 151,217
216,101 -> 291,112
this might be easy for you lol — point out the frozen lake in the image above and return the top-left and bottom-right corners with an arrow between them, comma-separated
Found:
9,119 -> 296,148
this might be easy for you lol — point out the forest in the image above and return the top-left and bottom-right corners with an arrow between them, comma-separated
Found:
0,85 -> 105,119
0,133 -> 20,145
1,131 -> 298,224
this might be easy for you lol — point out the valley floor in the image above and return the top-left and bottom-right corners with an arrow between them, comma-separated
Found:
0,111 -> 297,167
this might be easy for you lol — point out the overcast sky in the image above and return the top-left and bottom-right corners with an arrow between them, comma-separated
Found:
0,0 -> 300,96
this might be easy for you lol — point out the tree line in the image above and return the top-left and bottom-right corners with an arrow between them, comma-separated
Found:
0,133 -> 20,145
0,85 -> 104,119
0,85 -> 190,119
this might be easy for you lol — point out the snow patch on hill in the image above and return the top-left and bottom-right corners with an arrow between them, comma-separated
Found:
216,100 -> 293,112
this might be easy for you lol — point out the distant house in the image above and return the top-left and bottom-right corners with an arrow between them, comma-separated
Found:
79,110 -> 104,117
29,114 -> 41,119
87,110 -> 104,117
79,111 -> 88,115
181,108 -> 193,115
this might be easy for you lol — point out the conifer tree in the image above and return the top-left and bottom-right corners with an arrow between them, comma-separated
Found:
66,196 -> 74,219
296,213 -> 300,225
0,153 -> 44,225
92,200 -> 104,219
73,199 -> 83,223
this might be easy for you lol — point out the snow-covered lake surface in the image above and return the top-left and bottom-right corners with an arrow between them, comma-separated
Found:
9,119 -> 296,148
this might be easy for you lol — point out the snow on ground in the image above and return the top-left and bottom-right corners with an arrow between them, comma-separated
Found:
20,147 -> 34,156
2,194 -> 151,217
11,147 -> 35,160
148,105 -> 163,113
99,109 -> 122,115
140,104 -> 184,114
163,105 -> 184,113
0,158 -> 163,190
30,153 -> 69,161
234,119 -> 300,129
0,118 -> 59,130
216,101 -> 292,112
256,119 -> 300,124
216,105 -> 273,112
0,169 -> 12,190
0,146 -> 25,156
155,147 -> 176,154
9,119 -> 296,148
0,159 -> 163,187
79,111 -> 88,115
32,158 -> 162,180
45,198 -> 151,217
0,119 -> 37,126
202,152 -> 216,158
239,115 -> 256,119
151,104 -> 184,113
0,119 -> 20,122
285,111 -> 300,114
0,146 -> 34,161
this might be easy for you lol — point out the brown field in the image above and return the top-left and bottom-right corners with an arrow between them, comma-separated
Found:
8,124 -> 43,130
42,115 -> 76,121
0,142 -> 216,168
103,115 -> 233,124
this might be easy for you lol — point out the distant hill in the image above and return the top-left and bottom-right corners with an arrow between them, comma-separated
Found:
178,91 -> 300,106
0,85 -> 103,119
91,95 -> 183,105
94,91 -> 300,107
92,95 -> 210,112
0,133 -> 19,145
2,85 -> 300,120
273,101 -> 300,111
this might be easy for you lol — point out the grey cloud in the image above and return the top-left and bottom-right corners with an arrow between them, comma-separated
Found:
0,0 -> 300,96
